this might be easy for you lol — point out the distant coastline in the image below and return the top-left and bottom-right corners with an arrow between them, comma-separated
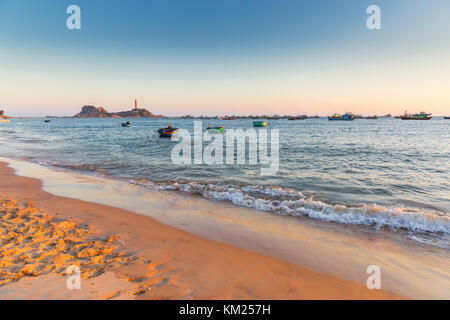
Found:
72,105 -> 165,118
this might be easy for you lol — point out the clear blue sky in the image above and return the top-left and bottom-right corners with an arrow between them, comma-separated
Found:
1,0 -> 449,116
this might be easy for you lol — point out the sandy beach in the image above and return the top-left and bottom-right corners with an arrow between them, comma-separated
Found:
2,0 -> 450,304
0,161 -> 403,299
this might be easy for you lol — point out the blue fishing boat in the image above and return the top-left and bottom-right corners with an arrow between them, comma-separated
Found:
328,113 -> 354,121
158,125 -> 178,138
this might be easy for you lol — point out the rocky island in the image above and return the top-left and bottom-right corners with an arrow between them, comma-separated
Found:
73,100 -> 165,118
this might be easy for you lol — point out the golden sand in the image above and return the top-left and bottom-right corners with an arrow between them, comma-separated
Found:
0,162 -> 404,299
0,197 -> 174,298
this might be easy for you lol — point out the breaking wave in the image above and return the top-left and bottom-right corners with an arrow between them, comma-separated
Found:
130,178 -> 450,246
11,156 -> 450,249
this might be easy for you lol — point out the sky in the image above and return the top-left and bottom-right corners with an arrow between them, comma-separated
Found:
0,0 -> 449,117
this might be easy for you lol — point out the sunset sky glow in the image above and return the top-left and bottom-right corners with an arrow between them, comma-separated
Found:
1,0 -> 449,116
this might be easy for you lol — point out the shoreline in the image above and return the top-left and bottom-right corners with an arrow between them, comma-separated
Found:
1,157 -> 449,299
0,160 -> 402,299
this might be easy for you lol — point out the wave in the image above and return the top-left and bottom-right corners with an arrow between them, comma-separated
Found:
408,234 -> 450,249
30,159 -> 105,174
130,178 -> 450,246
12,157 -> 450,249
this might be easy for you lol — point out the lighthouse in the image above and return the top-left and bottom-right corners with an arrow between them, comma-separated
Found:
135,99 -> 138,110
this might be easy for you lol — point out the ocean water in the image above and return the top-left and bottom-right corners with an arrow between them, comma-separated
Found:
1,117 -> 449,248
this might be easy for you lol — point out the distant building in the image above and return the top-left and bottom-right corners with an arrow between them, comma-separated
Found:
135,99 -> 138,110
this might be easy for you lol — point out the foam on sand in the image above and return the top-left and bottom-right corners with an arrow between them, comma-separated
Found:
130,179 -> 450,248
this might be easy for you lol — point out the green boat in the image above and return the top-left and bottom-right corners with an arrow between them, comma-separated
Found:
400,111 -> 432,120
207,126 -> 224,134
253,120 -> 267,127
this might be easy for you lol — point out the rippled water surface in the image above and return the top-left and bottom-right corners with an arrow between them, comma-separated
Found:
1,117 -> 449,247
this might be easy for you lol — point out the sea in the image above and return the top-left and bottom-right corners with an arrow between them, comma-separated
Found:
0,117 -> 449,249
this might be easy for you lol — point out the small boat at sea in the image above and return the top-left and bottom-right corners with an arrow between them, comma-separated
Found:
328,113 -> 354,121
44,120 -> 51,123
253,120 -> 267,127
365,115 -> 379,119
207,124 -> 224,134
400,111 -> 432,120
158,125 -> 178,138
288,115 -> 307,120
121,121 -> 131,127
444,116 -> 450,120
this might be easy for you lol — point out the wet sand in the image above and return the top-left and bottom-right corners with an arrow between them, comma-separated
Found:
2,157 -> 449,299
0,161 -> 403,299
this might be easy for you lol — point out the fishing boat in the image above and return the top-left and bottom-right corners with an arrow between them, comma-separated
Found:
158,126 -> 178,138
328,113 -> 354,121
44,120 -> 51,123
121,121 -> 131,127
288,116 -> 305,120
443,116 -> 450,120
253,120 -> 267,127
159,130 -> 177,138
400,111 -> 432,120
207,124 -> 224,134
365,115 -> 379,119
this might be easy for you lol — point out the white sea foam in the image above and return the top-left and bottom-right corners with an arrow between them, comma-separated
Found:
18,156 -> 450,248
130,179 -> 450,239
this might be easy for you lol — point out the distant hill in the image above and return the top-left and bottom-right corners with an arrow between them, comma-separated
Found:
73,105 -> 165,118
114,108 -> 163,118
73,106 -> 112,118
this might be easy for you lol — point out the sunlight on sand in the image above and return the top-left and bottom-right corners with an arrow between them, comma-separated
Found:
0,197 -> 175,298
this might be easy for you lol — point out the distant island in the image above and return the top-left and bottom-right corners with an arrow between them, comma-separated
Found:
73,100 -> 165,118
